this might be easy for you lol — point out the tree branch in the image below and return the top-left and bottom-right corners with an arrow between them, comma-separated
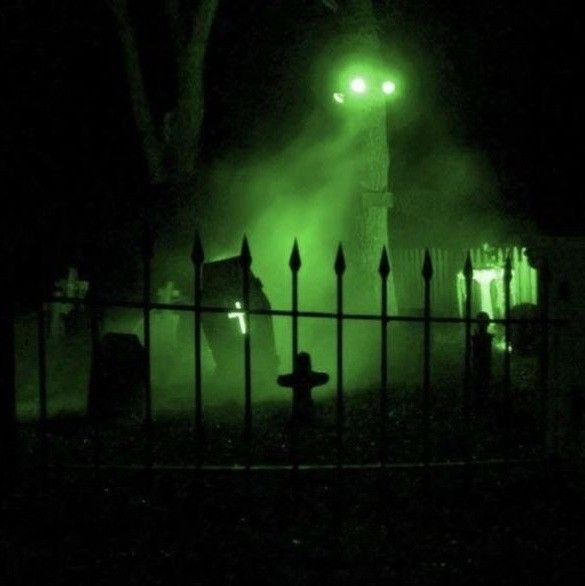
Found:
164,0 -> 183,57
107,0 -> 165,183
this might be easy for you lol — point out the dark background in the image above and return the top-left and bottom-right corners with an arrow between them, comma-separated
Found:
1,0 -> 581,296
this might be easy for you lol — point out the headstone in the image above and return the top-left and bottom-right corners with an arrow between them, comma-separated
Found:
87,333 -> 145,420
152,280 -> 182,343
150,281 -> 183,384
278,352 -> 329,421
199,256 -> 279,398
50,267 -> 89,339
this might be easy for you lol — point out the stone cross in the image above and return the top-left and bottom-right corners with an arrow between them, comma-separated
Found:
50,267 -> 89,338
156,281 -> 181,305
278,352 -> 329,421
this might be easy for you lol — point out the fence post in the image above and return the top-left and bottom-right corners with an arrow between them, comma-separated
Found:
334,244 -> 346,469
503,256 -> 513,469
463,253 -> 473,412
379,247 -> 390,467
141,221 -> 154,471
37,244 -> 48,471
422,249 -> 433,488
88,280 -> 102,470
191,231 -> 204,465
289,239 -> 301,469
240,236 -> 252,468
538,257 -> 551,461
0,266 -> 17,474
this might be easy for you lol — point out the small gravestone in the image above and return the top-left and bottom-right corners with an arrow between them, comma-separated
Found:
50,267 -> 89,339
199,256 -> 279,397
151,281 -> 182,348
278,352 -> 329,421
87,333 -> 145,420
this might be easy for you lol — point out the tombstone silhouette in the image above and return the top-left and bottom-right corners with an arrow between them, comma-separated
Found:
200,256 -> 278,397
278,352 -> 329,421
87,333 -> 145,420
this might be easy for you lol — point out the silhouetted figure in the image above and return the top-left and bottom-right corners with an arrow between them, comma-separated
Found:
278,352 -> 329,422
472,312 -> 493,407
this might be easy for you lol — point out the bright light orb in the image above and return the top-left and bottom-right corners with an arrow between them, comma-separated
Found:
350,77 -> 367,93
333,92 -> 345,104
382,80 -> 396,95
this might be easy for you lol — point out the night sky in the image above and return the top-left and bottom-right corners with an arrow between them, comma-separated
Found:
1,0 -> 581,297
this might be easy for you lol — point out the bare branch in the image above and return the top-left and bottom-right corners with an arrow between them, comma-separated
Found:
164,0 -> 183,55
107,0 -> 164,183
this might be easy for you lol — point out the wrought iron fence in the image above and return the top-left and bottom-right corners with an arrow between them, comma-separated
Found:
0,229 -> 561,477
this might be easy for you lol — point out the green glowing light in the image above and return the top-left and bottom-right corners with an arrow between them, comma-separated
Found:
333,92 -> 345,104
228,301 -> 246,334
350,77 -> 367,93
495,340 -> 513,353
382,80 -> 396,95
457,267 -> 505,320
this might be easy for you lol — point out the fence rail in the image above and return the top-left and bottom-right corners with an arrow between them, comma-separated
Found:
0,233 -> 561,479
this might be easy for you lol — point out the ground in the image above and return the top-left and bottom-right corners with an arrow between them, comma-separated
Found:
2,465 -> 585,585
5,313 -> 580,584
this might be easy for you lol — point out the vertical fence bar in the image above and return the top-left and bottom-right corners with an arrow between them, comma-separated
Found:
503,256 -> 512,467
240,236 -> 252,468
379,247 -> 390,466
191,232 -> 205,465
289,239 -> 301,469
141,222 -> 154,471
88,283 -> 101,469
538,257 -> 551,461
463,253 -> 473,472
0,267 -> 17,473
463,252 -> 473,413
37,255 -> 48,470
334,245 -> 346,468
422,250 -> 433,485
290,239 -> 301,366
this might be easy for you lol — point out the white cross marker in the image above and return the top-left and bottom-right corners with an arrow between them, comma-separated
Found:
228,301 -> 247,334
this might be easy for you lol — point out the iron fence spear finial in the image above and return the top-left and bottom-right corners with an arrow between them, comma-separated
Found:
191,230 -> 205,266
464,251 -> 473,279
378,246 -> 390,278
289,238 -> 301,272
334,244 -> 346,275
422,249 -> 433,280
240,235 -> 252,269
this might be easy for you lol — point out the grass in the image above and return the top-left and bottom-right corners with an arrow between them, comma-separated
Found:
5,315 -> 582,584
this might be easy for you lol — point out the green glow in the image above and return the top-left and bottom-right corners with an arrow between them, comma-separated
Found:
382,80 -> 396,95
495,340 -> 513,353
350,77 -> 367,93
228,301 -> 246,334
473,268 -> 503,320
457,267 -> 504,320
333,92 -> 345,104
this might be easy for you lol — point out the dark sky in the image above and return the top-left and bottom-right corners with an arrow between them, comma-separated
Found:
1,0 -> 581,292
